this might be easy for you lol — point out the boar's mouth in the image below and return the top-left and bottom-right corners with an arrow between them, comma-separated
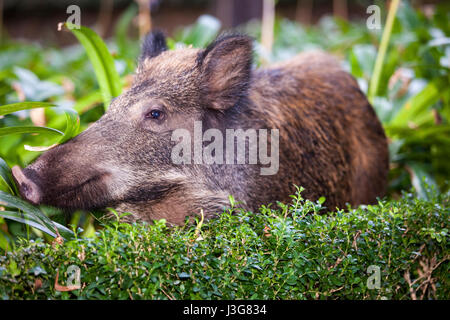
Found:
12,165 -> 112,211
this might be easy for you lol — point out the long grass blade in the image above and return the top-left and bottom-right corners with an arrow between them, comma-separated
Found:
0,102 -> 56,116
63,23 -> 122,110
368,0 -> 401,103
0,126 -> 63,137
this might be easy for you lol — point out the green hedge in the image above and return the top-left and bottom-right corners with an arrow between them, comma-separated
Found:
0,188 -> 448,300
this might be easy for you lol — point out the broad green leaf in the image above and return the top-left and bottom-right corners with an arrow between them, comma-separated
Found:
47,92 -> 101,129
177,15 -> 221,48
0,102 -> 56,116
0,223 -> 10,251
0,191 -> 73,239
0,157 -> 16,194
0,126 -> 63,137
0,211 -> 57,237
389,80 -> 445,127
58,107 -> 80,144
386,125 -> 450,142
0,102 -> 80,151
407,163 -> 438,200
0,190 -> 55,234
24,107 -> 80,151
64,23 -> 122,110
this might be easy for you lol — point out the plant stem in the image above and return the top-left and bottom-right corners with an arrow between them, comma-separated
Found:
368,0 -> 401,103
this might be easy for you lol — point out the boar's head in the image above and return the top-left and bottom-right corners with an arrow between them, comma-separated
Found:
12,31 -> 253,221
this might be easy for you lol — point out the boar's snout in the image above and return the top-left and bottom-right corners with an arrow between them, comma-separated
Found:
12,165 -> 43,205
10,130 -> 115,211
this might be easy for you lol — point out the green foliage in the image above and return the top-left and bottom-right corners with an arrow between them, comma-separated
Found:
0,23 -> 121,242
0,100 -> 79,240
0,187 -> 448,300
0,135 -> 74,241
114,4 -> 140,63
0,125 -> 62,138
0,190 -> 73,240
0,102 -> 80,146
174,15 -> 221,48
0,102 -> 56,116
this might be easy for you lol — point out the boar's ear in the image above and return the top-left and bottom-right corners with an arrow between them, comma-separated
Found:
139,30 -> 168,63
198,34 -> 253,111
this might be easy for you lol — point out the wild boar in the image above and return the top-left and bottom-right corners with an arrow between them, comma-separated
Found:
12,31 -> 389,225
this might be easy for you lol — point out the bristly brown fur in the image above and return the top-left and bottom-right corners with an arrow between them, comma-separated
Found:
16,32 -> 389,225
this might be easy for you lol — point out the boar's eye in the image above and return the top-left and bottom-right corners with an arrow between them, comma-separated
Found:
145,109 -> 165,121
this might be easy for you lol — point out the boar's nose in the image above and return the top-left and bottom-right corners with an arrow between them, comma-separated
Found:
11,166 -> 42,205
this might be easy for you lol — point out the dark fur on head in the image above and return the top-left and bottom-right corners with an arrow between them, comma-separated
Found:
139,30 -> 168,62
